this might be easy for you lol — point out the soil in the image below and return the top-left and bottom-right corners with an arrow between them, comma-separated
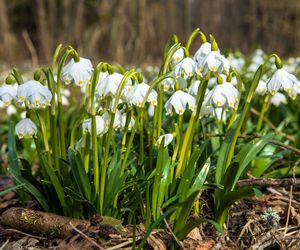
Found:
1,176 -> 300,250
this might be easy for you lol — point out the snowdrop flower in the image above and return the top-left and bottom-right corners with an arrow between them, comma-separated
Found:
267,68 -> 298,95
113,111 -> 134,131
6,105 -> 17,115
201,51 -> 229,74
0,84 -> 17,106
255,80 -> 267,95
174,58 -> 197,79
148,104 -> 155,117
127,82 -> 158,107
165,90 -> 196,115
82,116 -> 107,136
194,42 -> 216,65
61,57 -> 93,87
206,82 -> 239,108
15,118 -> 37,139
16,80 -> 52,109
227,53 -> 245,71
269,92 -> 287,107
288,81 -> 300,100
156,133 -> 174,147
97,72 -> 131,98
188,79 -> 200,96
172,48 -> 185,65
163,74 -> 187,91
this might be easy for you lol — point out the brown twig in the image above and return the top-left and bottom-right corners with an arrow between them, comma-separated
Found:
206,133 -> 300,155
105,236 -> 143,250
250,108 -> 295,142
5,228 -> 47,240
237,178 -> 300,188
0,240 -> 9,250
160,208 -> 184,248
69,222 -> 104,250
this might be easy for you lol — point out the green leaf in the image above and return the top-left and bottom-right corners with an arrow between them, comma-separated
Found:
68,149 -> 91,201
233,134 -> 273,190
0,184 -> 25,197
40,154 -> 69,215
8,123 -> 49,211
138,207 -> 176,250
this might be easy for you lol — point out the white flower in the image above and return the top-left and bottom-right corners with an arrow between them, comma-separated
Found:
201,51 -> 229,74
0,84 -> 17,106
113,111 -> 134,131
174,58 -> 197,79
6,105 -> 17,115
16,80 -> 52,109
256,80 -> 267,96
194,42 -> 215,65
206,82 -> 239,108
172,48 -> 185,65
82,116 -> 107,136
270,92 -> 287,107
127,82 -> 158,107
157,134 -> 174,147
188,79 -> 200,96
15,118 -> 37,139
163,74 -> 187,91
61,57 -> 93,87
97,72 -> 131,98
288,81 -> 300,99
148,104 -> 155,117
267,68 -> 298,95
165,90 -> 196,115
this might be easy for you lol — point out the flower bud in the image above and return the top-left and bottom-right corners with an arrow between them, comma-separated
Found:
210,35 -> 219,51
34,69 -> 42,81
5,74 -> 16,85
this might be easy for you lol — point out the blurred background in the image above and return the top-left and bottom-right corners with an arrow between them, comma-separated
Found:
0,0 -> 300,68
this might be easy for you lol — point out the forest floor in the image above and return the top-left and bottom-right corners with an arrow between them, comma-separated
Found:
0,176 -> 300,250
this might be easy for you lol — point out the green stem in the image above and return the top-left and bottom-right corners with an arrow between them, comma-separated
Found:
121,74 -> 170,175
139,109 -> 144,165
256,94 -> 270,132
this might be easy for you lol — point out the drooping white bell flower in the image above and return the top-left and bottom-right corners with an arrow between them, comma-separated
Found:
172,48 -> 185,65
255,80 -> 267,96
61,57 -> 93,87
165,90 -> 196,115
16,80 -> 52,109
163,74 -> 187,92
269,92 -> 287,107
188,79 -> 200,96
127,82 -> 158,107
174,58 -> 197,79
15,118 -> 37,139
156,133 -> 174,147
194,42 -> 216,65
288,81 -> 300,100
206,82 -> 239,108
200,51 -> 229,74
82,116 -> 107,136
267,68 -> 298,95
97,72 -> 131,98
0,84 -> 17,106
113,110 -> 134,131
148,104 -> 155,117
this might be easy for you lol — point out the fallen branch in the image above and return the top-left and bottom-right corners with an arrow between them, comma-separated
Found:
0,207 -> 90,238
237,178 -> 300,188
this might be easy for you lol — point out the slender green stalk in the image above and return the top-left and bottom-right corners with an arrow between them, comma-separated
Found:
139,109 -> 145,165
121,74 -> 170,174
154,44 -> 181,140
100,70 -> 136,214
256,94 -> 270,132
185,28 -> 206,54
